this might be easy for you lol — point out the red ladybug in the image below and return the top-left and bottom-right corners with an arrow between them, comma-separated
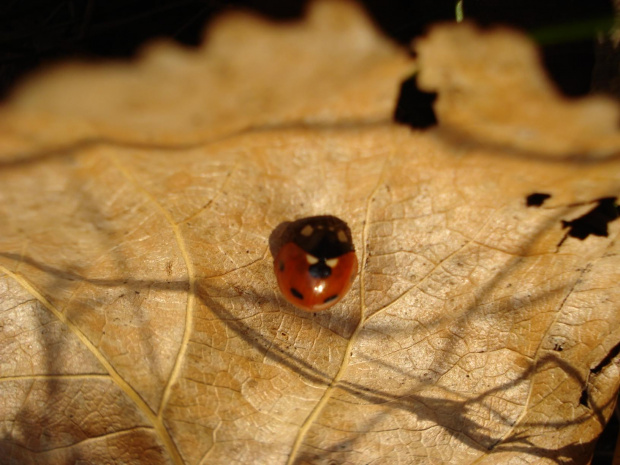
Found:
273,216 -> 357,312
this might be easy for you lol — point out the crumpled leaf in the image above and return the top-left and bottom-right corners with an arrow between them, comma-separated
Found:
1,1 -> 619,464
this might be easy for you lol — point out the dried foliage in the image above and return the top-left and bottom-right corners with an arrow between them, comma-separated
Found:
0,1 -> 619,464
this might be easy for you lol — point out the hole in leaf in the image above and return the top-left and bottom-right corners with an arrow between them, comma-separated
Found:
394,74 -> 437,129
526,192 -> 552,207
561,197 -> 619,241
579,388 -> 589,408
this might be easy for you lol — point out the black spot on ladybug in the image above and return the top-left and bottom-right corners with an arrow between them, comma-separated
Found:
309,261 -> 331,279
526,193 -> 551,207
394,74 -> 437,129
290,288 -> 303,300
560,197 -> 619,245
323,295 -> 338,304
279,261 -> 285,272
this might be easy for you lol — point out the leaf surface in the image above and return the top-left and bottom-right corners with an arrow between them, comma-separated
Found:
1,1 -> 619,464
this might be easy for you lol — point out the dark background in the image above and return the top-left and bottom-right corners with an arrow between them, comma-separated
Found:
0,0 -> 617,99
0,0 -> 618,462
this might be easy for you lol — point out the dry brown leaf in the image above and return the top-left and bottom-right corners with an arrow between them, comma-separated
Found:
1,1 -> 620,464
415,23 -> 620,158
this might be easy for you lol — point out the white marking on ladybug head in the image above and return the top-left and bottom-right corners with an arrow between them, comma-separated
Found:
337,230 -> 347,243
306,254 -> 319,265
325,258 -> 339,268
301,225 -> 314,236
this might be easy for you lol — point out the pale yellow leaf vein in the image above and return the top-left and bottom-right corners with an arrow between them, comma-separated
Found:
285,154 -> 390,465
108,155 -> 195,422
177,162 -> 240,225
15,426 -> 155,453
197,421 -> 222,465
0,265 -> 183,465
468,265 -> 592,464
201,247 -> 269,280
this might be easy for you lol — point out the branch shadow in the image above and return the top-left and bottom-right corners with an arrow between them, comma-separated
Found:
1,158 -> 618,464
1,236 -> 615,464
0,166 -> 185,462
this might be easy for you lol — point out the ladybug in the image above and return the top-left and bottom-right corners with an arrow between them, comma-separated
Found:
273,216 -> 357,312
